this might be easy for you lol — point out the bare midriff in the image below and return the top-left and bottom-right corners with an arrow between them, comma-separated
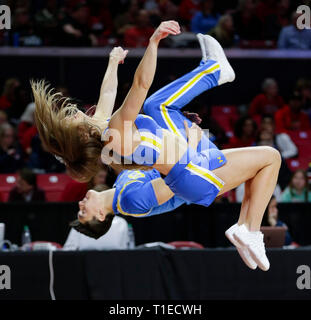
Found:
153,129 -> 188,175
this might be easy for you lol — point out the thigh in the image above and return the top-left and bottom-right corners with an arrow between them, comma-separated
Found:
213,146 -> 276,195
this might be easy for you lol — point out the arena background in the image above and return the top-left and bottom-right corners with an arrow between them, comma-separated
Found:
0,0 -> 311,301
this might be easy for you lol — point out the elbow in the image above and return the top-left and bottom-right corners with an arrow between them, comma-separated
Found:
133,76 -> 151,90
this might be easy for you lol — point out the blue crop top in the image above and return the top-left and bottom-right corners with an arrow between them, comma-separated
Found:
105,114 -> 164,166
112,169 -> 187,217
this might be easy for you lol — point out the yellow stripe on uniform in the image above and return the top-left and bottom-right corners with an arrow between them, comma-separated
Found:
140,135 -> 161,150
160,63 -> 220,137
117,180 -> 151,217
186,161 -> 224,190
160,104 -> 183,137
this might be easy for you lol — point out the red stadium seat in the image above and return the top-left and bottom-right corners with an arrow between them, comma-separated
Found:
286,130 -> 311,171
211,105 -> 239,136
37,174 -> 73,202
0,174 -> 17,202
286,158 -> 311,171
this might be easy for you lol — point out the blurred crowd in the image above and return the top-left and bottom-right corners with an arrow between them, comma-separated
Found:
0,72 -> 311,203
0,0 -> 311,49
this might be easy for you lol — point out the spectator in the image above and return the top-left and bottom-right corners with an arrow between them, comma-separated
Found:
88,0 -> 113,46
255,115 -> 294,189
27,134 -> 65,172
11,8 -> 42,46
196,103 -> 229,148
8,168 -> 46,202
17,102 -> 37,154
123,9 -> 155,48
260,0 -> 291,41
35,0 -> 60,45
277,11 -> 311,49
190,0 -> 220,34
226,116 -> 257,148
0,111 -> 8,126
275,92 -> 311,133
114,0 -> 140,40
208,14 -> 235,48
4,81 -> 30,123
59,1 -> 98,47
249,78 -> 285,119
281,169 -> 311,202
232,0 -> 263,42
0,123 -> 24,173
295,78 -> 311,114
257,115 -> 298,159
262,195 -> 293,246
0,78 -> 20,111
179,0 -> 201,29
159,0 -> 179,22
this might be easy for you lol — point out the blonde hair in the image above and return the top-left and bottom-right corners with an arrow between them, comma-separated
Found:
31,80 -> 150,182
31,80 -> 105,182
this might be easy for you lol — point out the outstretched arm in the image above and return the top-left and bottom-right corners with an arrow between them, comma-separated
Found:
93,47 -> 128,120
109,21 -> 180,129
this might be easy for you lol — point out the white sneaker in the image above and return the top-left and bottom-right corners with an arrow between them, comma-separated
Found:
201,34 -> 235,85
225,224 -> 257,270
233,224 -> 270,271
196,33 -> 207,63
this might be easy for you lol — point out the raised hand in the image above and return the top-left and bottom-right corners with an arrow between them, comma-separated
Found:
109,46 -> 129,64
150,20 -> 181,44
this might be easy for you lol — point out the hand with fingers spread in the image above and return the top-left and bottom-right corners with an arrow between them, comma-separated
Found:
150,20 -> 181,44
109,46 -> 129,64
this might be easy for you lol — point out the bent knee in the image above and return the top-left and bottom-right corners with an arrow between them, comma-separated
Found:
264,146 -> 281,166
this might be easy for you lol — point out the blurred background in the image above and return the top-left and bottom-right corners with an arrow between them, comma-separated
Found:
0,0 -> 311,299
0,0 -> 311,300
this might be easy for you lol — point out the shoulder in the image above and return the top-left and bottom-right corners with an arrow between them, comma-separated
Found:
192,12 -> 203,19
276,105 -> 289,115
281,187 -> 291,201
281,25 -> 294,34
253,94 -> 266,101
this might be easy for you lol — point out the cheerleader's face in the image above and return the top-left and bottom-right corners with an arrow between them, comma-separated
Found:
78,189 -> 108,224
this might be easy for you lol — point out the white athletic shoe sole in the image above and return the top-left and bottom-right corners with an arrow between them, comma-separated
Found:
196,33 -> 207,62
200,34 -> 235,85
225,224 -> 257,270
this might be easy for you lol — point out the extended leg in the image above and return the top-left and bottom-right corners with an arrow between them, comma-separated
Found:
214,146 -> 281,230
238,179 -> 251,225
143,60 -> 220,139
213,146 -> 281,271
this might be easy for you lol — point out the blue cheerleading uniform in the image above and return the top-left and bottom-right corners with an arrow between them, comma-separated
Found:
117,114 -> 163,166
107,59 -> 227,210
112,169 -> 187,217
143,59 -> 220,153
